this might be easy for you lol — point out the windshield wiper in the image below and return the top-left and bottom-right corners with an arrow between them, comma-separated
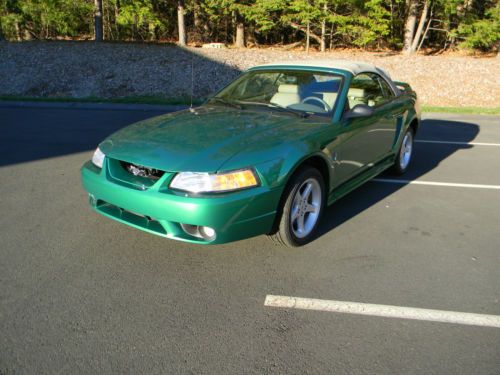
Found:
210,97 -> 242,109
237,101 -> 309,118
266,103 -> 310,118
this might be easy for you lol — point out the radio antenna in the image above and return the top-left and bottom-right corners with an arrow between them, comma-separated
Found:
189,55 -> 194,110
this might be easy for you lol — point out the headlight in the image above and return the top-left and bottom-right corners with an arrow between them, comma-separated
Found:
92,147 -> 105,168
170,169 -> 259,193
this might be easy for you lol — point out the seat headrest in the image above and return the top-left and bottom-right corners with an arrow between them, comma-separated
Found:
348,88 -> 365,98
278,84 -> 299,94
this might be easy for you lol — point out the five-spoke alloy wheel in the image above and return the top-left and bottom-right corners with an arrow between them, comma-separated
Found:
290,178 -> 322,239
391,127 -> 414,175
269,166 -> 325,247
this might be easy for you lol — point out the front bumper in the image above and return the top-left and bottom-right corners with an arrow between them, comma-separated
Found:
81,161 -> 282,244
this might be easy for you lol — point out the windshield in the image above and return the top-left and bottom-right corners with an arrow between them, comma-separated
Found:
211,69 -> 343,116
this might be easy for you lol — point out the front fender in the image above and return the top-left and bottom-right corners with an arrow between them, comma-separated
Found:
218,122 -> 336,190
223,141 -> 333,192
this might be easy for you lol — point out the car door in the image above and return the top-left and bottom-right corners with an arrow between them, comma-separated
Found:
374,75 -> 403,155
330,73 -> 391,187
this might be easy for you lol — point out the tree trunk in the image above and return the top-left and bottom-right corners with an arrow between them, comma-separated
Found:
289,22 -> 322,44
329,24 -> 334,50
235,12 -> 245,48
14,21 -> 21,41
306,22 -> 310,53
105,0 -> 112,39
249,26 -> 258,47
320,3 -> 327,52
403,0 -> 417,54
410,0 -> 430,53
283,41 -> 303,50
320,22 -> 326,52
177,0 -> 186,46
193,0 -> 202,42
24,28 -> 32,40
114,1 -> 120,40
94,0 -> 103,41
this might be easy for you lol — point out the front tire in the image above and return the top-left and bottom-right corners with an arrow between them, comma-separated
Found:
391,127 -> 414,175
268,167 -> 325,247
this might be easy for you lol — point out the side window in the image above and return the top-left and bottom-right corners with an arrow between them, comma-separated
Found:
347,73 -> 386,108
377,77 -> 395,102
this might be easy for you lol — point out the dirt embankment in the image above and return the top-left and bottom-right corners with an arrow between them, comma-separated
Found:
1,41 -> 498,107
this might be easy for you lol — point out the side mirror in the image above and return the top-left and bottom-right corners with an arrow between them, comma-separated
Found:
344,104 -> 374,120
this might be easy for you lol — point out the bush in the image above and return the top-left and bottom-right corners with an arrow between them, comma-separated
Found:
457,5 -> 499,51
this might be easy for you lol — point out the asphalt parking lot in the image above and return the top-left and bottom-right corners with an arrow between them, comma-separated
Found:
1,105 -> 499,374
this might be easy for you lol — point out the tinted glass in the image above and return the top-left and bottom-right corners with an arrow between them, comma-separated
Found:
213,70 -> 343,116
377,77 -> 395,100
347,73 -> 386,108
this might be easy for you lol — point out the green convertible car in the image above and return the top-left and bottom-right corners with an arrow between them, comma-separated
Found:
81,60 -> 420,246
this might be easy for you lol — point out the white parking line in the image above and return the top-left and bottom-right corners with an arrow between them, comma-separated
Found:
416,140 -> 500,147
372,178 -> 500,190
264,295 -> 500,328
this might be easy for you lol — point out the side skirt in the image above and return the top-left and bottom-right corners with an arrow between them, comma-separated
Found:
327,155 -> 395,206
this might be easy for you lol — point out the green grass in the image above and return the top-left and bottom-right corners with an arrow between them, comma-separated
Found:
421,105 -> 500,115
1,95 -> 498,115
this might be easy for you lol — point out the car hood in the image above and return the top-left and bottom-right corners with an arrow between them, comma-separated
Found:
100,106 -> 306,172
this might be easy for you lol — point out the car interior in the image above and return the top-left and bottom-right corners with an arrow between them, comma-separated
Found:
218,70 -> 393,116
268,72 -> 394,113
270,76 -> 342,114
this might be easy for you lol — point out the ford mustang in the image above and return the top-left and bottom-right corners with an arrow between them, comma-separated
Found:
81,60 -> 420,246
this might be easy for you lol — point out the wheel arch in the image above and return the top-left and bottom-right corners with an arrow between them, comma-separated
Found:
268,153 -> 331,236
409,117 -> 419,135
278,153 -> 332,206
282,152 -> 331,189
300,155 -> 330,188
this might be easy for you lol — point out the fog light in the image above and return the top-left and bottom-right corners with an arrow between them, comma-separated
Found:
199,226 -> 216,240
88,194 -> 97,206
180,223 -> 199,237
180,224 -> 216,241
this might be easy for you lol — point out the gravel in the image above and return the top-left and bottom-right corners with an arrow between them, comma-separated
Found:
1,41 -> 498,107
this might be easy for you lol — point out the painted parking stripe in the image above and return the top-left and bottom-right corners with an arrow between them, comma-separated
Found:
416,140 -> 500,147
372,178 -> 500,190
264,295 -> 500,328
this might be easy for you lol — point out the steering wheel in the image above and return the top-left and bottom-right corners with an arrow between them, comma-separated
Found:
301,96 -> 331,112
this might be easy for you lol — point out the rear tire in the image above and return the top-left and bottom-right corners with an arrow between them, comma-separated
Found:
390,127 -> 414,175
268,167 -> 325,247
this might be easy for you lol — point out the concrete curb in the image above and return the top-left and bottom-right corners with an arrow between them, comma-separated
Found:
0,100 -> 189,112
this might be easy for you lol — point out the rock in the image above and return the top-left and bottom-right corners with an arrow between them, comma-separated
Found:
0,41 -> 498,107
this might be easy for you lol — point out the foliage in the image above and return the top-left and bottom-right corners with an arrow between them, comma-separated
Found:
328,0 -> 391,47
243,0 -> 287,34
0,0 -> 93,39
0,0 -> 498,52
112,0 -> 165,40
456,4 -> 499,51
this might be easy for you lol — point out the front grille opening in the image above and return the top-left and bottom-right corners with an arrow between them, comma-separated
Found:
120,161 -> 165,181
96,200 -> 167,235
